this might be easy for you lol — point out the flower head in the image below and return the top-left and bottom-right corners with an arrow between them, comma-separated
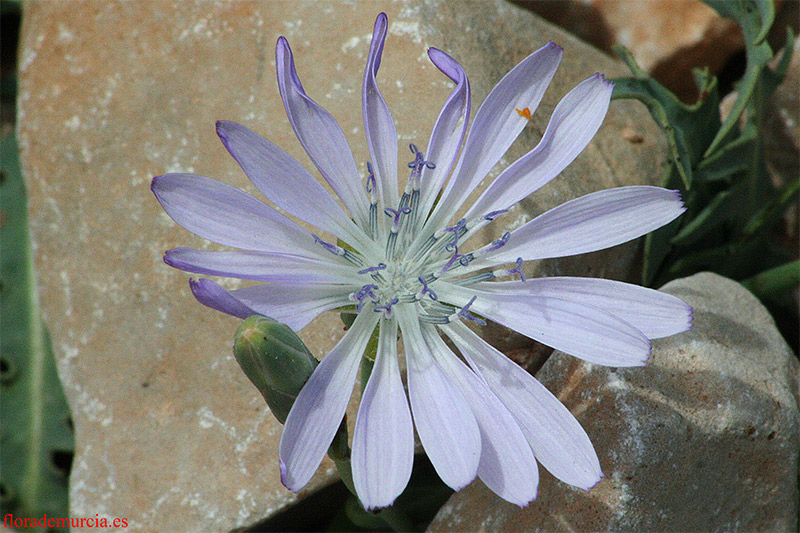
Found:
152,13 -> 691,509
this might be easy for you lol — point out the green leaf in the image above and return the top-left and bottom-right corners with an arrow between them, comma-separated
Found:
696,122 -> 758,181
740,175 -> 800,240
612,46 -> 721,189
670,190 -> 732,246
742,260 -> 800,300
1,133 -> 74,523
702,0 -> 775,156
704,0 -> 775,45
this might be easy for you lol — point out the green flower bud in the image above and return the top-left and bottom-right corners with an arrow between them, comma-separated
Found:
233,315 -> 318,424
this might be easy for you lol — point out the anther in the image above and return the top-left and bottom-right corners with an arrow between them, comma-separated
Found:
407,143 -> 436,173
487,231 -> 511,253
366,162 -> 377,195
416,276 -> 438,301
373,297 -> 399,319
385,206 -> 412,232
313,235 -> 344,256
440,250 -> 467,275
350,284 -> 379,312
358,263 -> 387,275
455,296 -> 487,326
507,257 -> 526,282
483,209 -> 509,221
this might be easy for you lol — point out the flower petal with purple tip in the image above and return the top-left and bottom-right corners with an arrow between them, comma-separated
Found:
425,41 -> 563,233
396,306 -> 481,490
438,283 -> 652,367
164,247 -> 360,284
422,324 -> 538,506
215,120 -> 373,251
470,186 -> 687,268
351,319 -> 414,510
276,37 -> 370,227
443,321 -> 603,490
279,310 -> 379,491
363,12 -> 399,212
152,173 -> 328,258
476,277 -> 693,339
465,74 -> 615,219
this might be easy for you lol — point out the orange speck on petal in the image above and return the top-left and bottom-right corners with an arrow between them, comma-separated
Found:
515,107 -> 531,120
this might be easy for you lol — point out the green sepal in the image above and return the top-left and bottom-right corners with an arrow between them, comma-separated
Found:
232,315 -> 318,424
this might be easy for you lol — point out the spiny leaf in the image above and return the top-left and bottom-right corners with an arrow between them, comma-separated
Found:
1,133 -> 74,522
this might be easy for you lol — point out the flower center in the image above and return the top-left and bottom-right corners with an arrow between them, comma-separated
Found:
324,143 -> 527,323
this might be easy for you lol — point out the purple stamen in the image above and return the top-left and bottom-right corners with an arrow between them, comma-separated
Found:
417,276 -> 439,301
366,162 -> 376,195
486,231 -> 511,253
457,296 -> 487,326
313,235 -> 343,256
350,284 -> 379,312
384,206 -> 412,231
441,250 -> 467,274
374,297 -> 399,318
508,257 -> 526,282
484,209 -> 509,221
407,143 -> 436,173
358,262 -> 387,275
443,218 -> 466,252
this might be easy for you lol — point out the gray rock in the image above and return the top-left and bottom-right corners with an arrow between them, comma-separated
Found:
429,272 -> 800,532
19,0 -> 668,529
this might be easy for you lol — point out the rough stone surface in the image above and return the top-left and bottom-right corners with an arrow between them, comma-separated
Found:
19,1 -> 668,530
430,272 -> 800,532
521,0 -> 743,102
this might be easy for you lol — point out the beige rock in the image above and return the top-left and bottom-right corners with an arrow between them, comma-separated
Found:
520,0 -> 743,102
19,0 -> 667,530
429,273 -> 800,532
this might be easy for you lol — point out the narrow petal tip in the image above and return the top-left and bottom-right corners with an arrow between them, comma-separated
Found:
279,458 -> 297,492
215,120 -> 230,141
427,47 -> 465,83
544,40 -> 564,52
671,189 -> 688,212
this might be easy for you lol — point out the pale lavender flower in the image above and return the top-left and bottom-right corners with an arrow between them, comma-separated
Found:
152,13 -> 691,509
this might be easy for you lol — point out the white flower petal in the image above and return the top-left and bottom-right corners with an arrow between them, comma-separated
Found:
395,306 -> 481,490
151,173 -> 325,258
438,283 -> 651,367
476,278 -> 693,339
465,74 -> 614,219
188,278 -> 258,319
279,310 -> 379,491
423,41 -> 563,233
416,48 -> 470,226
363,13 -> 399,212
276,37 -> 370,227
421,324 -> 538,506
352,319 -> 414,510
216,120 -> 373,251
231,283 -> 354,331
164,247 -> 360,285
442,321 -> 602,490
477,186 -> 686,266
